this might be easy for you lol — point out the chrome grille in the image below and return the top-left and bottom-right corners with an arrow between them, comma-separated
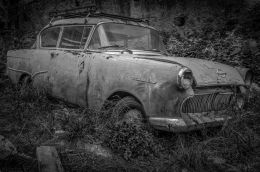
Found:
181,92 -> 234,113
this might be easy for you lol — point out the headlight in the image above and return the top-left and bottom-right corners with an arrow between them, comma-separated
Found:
177,67 -> 194,89
245,71 -> 253,86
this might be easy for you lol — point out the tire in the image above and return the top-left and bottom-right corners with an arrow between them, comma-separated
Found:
113,96 -> 144,125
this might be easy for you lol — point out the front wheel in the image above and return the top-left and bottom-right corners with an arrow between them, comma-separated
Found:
112,96 -> 144,126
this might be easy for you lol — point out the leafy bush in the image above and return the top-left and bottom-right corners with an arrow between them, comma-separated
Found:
0,80 -> 55,157
57,109 -> 101,142
163,29 -> 260,83
105,122 -> 160,160
160,1 -> 260,85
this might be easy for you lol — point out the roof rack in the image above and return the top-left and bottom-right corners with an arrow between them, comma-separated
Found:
49,5 -> 148,24
49,5 -> 97,18
89,12 -> 146,23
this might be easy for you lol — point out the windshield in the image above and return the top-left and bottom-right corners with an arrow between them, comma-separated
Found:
88,23 -> 166,52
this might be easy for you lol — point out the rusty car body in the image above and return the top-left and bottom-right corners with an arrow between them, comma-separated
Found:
6,12 -> 253,132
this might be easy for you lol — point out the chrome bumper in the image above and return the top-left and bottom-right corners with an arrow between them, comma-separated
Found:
149,112 -> 230,132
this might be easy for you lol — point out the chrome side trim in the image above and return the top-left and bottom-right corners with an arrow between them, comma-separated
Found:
8,67 -> 48,79
8,67 -> 31,75
31,71 -> 48,79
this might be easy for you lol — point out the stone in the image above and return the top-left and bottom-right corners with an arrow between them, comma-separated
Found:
0,135 -> 17,160
36,146 -> 64,172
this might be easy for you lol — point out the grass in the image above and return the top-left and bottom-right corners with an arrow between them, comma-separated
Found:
0,74 -> 259,172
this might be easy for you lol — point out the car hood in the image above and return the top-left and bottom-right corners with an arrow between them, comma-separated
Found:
136,56 -> 245,86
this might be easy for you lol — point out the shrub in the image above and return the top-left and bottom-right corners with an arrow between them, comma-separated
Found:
56,108 -> 101,142
105,122 -> 161,160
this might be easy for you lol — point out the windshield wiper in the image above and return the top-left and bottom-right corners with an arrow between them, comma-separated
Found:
98,44 -> 125,49
144,49 -> 169,56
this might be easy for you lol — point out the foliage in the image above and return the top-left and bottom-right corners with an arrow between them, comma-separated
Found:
0,78 -> 55,157
57,108 -> 102,142
1,73 -> 260,171
104,122 -> 160,160
163,26 -> 260,84
159,0 -> 260,84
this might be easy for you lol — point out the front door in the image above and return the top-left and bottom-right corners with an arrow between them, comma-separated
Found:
48,25 -> 92,106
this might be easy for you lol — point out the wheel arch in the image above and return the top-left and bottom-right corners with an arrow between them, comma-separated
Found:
18,73 -> 32,85
104,90 -> 147,116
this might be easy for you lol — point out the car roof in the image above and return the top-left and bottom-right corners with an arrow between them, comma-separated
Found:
49,17 -> 156,30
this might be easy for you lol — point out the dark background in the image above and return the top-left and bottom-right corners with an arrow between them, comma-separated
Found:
1,0 -> 260,83
0,0 -> 260,83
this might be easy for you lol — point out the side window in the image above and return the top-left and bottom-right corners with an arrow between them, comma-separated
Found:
59,26 -> 91,49
41,27 -> 60,48
88,28 -> 101,49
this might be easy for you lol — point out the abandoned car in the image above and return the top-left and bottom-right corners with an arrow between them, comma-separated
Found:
6,12 -> 253,132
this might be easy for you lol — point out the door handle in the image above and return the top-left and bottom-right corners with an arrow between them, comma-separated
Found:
50,52 -> 59,58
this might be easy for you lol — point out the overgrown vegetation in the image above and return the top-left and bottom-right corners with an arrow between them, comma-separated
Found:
105,122 -> 161,160
0,73 -> 259,171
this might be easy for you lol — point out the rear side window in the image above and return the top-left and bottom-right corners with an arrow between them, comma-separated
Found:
59,26 -> 91,49
41,27 -> 60,47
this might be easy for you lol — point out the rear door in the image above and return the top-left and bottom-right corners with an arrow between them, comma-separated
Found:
31,26 -> 61,90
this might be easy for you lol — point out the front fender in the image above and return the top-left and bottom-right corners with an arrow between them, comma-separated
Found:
149,80 -> 194,118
